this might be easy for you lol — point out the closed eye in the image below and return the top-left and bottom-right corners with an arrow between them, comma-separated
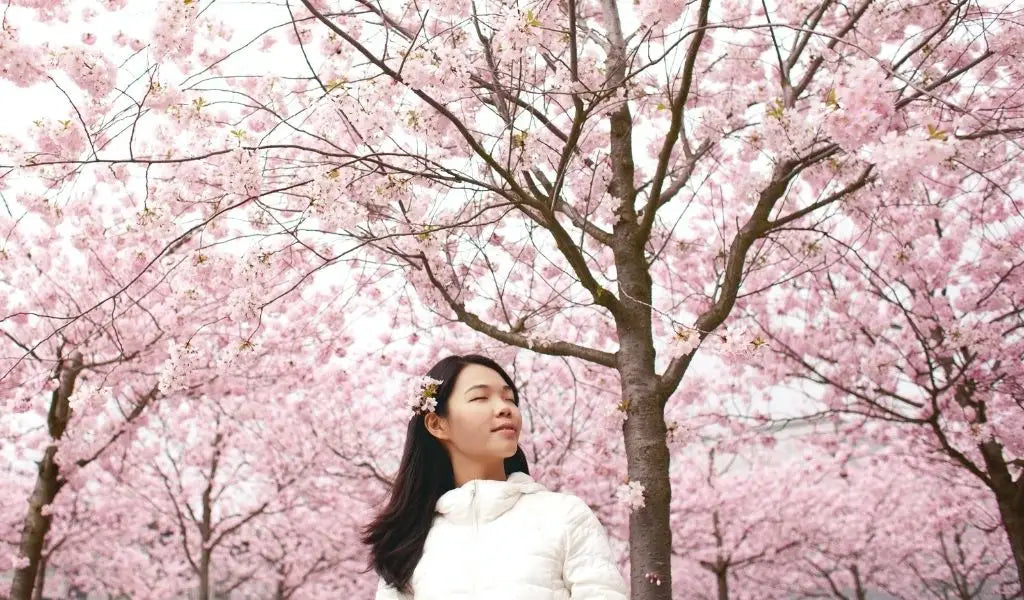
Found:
471,396 -> 518,404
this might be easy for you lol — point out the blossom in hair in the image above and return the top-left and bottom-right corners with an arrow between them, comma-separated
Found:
410,376 -> 443,415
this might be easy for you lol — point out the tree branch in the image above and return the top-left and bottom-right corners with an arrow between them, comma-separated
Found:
410,253 -> 618,368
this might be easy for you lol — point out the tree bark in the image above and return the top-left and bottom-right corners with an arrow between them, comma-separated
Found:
31,552 -> 47,600
620,375 -> 671,600
979,439 -> 1024,593
850,564 -> 867,600
701,511 -> 730,600
613,192 -> 672,600
198,431 -> 223,600
9,351 -> 84,600
199,547 -> 212,600
613,190 -> 672,599
716,567 -> 729,600
597,0 -> 675,594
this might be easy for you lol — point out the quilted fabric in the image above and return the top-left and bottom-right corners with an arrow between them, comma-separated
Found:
374,472 -> 627,599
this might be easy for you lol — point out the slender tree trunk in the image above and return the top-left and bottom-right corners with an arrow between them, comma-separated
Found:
31,553 -> 47,600
850,564 -> 867,600
698,511 -> 731,600
716,567 -> 729,600
979,440 -> 1024,593
199,547 -> 212,600
9,351 -> 84,600
198,431 -> 222,600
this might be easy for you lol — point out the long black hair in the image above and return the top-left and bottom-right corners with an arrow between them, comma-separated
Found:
360,354 -> 530,593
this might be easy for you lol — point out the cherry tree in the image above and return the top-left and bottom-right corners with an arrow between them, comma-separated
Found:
662,426 -> 1015,600
744,122 -> 1024,587
3,306 -> 383,600
669,445 -> 812,600
246,506 -> 371,600
0,194 -> 374,599
3,0 -> 1023,597
791,455 -> 1010,600
908,521 -> 1019,600
82,394 -> 336,599
1,227 -> 166,599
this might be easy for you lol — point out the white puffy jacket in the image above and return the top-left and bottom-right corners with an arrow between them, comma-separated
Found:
375,472 -> 628,599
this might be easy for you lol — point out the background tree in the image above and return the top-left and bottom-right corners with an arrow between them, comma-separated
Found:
0,188 -> 372,599
2,0 -> 1022,598
745,120 -> 1024,586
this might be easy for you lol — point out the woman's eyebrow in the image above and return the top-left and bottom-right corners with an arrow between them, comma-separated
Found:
463,384 -> 513,396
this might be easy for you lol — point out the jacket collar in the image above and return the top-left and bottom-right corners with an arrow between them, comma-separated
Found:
435,471 -> 545,523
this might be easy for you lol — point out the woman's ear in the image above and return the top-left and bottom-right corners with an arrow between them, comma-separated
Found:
424,413 -> 450,441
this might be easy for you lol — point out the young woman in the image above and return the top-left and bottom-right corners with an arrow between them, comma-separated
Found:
362,354 -> 628,599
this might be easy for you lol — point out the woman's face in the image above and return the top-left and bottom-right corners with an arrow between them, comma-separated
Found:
427,363 -> 522,461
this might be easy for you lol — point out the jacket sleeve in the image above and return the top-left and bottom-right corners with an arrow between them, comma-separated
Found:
562,496 -> 628,599
375,576 -> 412,600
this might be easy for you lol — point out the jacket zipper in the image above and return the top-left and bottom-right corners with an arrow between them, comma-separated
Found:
471,480 -> 479,598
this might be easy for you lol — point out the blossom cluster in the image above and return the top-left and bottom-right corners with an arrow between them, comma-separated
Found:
408,375 -> 443,416
616,480 -> 646,512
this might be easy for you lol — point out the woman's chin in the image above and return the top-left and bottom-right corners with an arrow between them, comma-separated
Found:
495,441 -> 520,457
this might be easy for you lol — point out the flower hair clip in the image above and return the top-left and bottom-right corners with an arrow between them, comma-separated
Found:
410,375 -> 443,415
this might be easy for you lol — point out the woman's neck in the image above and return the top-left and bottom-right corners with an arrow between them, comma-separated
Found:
450,455 -> 507,487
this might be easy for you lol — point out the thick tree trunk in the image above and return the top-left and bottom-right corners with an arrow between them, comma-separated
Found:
614,202 -> 672,599
608,225 -> 675,597
31,551 -> 47,600
10,454 -> 60,600
979,440 -> 1024,593
621,375 -> 671,600
9,351 -> 84,600
615,222 -> 671,598
997,501 -> 1024,594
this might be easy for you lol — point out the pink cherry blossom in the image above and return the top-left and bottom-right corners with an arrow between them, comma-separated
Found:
1,1 -> 1021,598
